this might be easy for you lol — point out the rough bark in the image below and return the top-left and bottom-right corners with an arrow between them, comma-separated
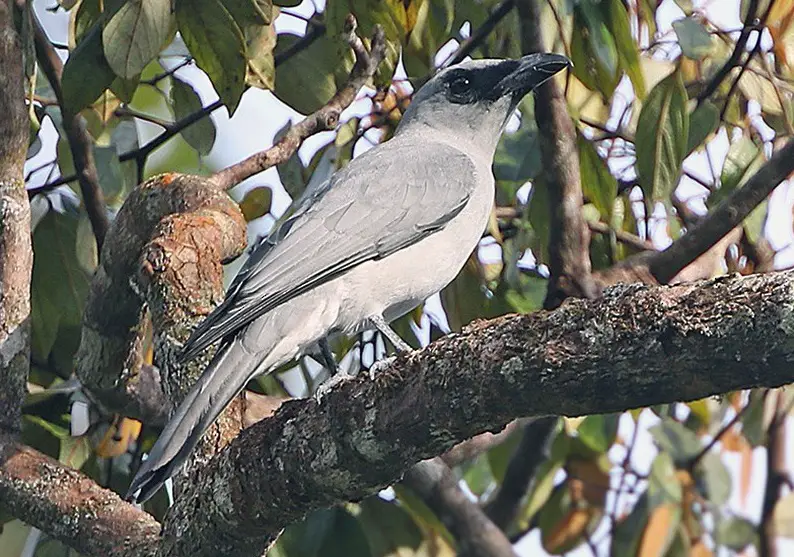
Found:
75,174 -> 246,424
159,270 -> 794,556
0,0 -> 32,433
0,433 -> 160,556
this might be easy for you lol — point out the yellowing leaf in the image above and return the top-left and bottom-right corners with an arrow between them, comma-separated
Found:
240,186 -> 273,221
96,416 -> 142,458
637,503 -> 680,557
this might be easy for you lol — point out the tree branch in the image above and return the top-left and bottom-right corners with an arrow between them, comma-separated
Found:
441,0 -> 515,68
159,269 -> 794,556
759,391 -> 787,557
696,0 -> 759,104
0,433 -> 160,556
29,8 -> 109,249
0,0 -> 32,433
516,0 -> 599,308
483,417 -> 558,530
403,458 -> 517,557
75,173 -> 247,424
646,138 -> 794,284
210,16 -> 387,191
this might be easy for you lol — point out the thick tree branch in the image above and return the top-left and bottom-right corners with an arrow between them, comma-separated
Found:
403,458 -> 517,557
29,9 -> 109,249
210,17 -> 387,191
75,173 -> 247,424
0,0 -> 32,433
0,433 -> 160,556
160,269 -> 794,556
516,0 -> 599,308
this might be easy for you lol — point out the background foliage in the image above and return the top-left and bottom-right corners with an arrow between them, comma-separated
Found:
5,0 -> 794,555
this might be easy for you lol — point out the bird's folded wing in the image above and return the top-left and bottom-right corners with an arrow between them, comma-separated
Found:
179,143 -> 478,362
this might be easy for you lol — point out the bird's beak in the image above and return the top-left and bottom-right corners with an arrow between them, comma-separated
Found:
496,53 -> 571,98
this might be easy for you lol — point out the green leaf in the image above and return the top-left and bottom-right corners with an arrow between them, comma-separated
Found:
605,0 -> 645,97
71,0 -> 102,47
576,414 -> 619,453
742,390 -> 767,446
493,125 -> 541,184
719,137 -> 762,194
273,32 -> 354,114
649,418 -> 701,465
354,497 -> 423,556
273,0 -> 301,6
176,0 -> 247,114
225,0 -> 273,26
577,133 -> 617,220
102,0 -> 174,79
571,3 -> 620,98
673,17 -> 714,59
715,516 -> 758,550
245,23 -> 276,90
61,23 -> 116,114
30,209 -> 92,374
686,100 -> 719,155
635,70 -> 689,202
239,186 -> 273,221
171,76 -> 217,155
271,507 -> 372,557
486,426 -> 522,484
695,451 -> 731,505
463,454 -> 494,496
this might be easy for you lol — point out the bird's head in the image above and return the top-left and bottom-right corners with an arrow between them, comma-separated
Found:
397,53 -> 571,156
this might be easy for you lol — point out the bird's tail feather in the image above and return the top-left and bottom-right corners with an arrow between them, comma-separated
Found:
126,338 -> 260,503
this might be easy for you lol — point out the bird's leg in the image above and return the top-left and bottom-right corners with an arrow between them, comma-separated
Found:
370,314 -> 413,353
318,337 -> 341,375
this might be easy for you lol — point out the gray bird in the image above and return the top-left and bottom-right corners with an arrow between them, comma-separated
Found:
126,52 -> 570,503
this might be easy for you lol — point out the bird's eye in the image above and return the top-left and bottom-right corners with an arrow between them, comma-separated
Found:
448,76 -> 471,96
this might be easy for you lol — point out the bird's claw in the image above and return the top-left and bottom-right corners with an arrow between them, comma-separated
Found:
313,370 -> 354,403
368,355 -> 396,381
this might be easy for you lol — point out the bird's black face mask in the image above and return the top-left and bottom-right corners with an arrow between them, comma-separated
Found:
441,53 -> 571,107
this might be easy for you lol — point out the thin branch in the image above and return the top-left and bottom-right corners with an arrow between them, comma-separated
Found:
646,138 -> 794,284
696,0 -> 759,104
141,57 -> 193,86
210,16 -> 387,191
26,173 -> 78,198
29,9 -> 109,249
441,0 -> 516,68
117,99 -> 223,166
516,0 -> 599,308
760,391 -> 787,557
273,21 -> 324,66
115,106 -> 173,129
483,417 -> 558,531
402,458 -> 517,557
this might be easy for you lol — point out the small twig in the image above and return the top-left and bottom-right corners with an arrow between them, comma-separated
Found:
26,173 -> 78,198
688,396 -> 757,469
719,32 -> 763,121
760,391 -> 787,557
697,0 -> 759,104
114,106 -> 173,130
210,16 -> 387,191
588,221 -> 655,252
141,57 -> 193,86
441,0 -> 516,69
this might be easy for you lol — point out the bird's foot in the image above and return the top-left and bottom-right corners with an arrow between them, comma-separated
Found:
313,369 -> 354,403
368,355 -> 396,381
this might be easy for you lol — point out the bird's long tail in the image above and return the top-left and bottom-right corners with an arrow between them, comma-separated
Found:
126,338 -> 260,503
